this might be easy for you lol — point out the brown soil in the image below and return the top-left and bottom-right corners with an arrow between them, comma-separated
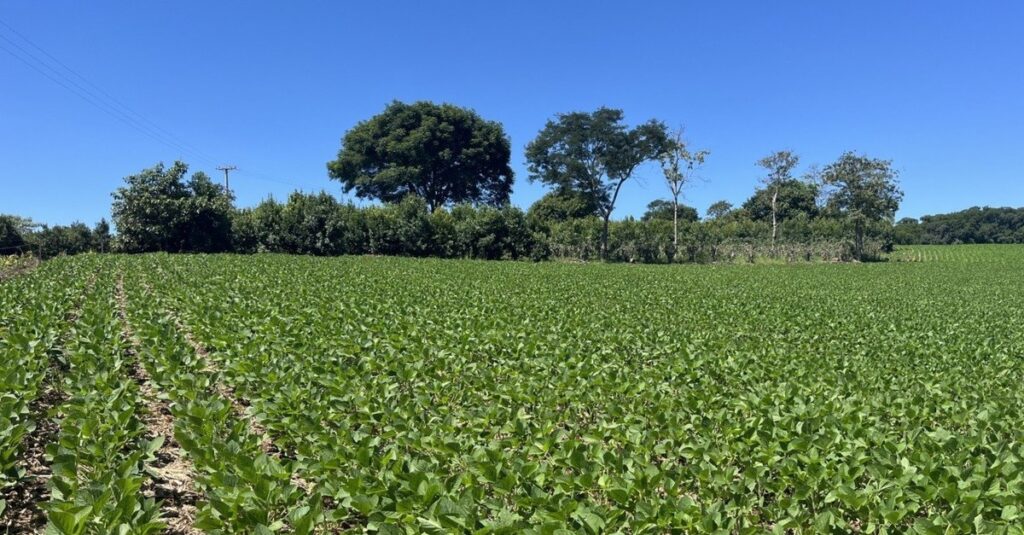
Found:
140,280 -> 312,502
0,380 -> 65,533
0,273 -> 94,532
0,257 -> 40,283
117,275 -> 202,535
156,291 -> 281,458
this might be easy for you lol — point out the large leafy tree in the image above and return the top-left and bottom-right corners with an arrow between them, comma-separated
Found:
525,108 -> 669,259
327,101 -> 514,212
821,152 -> 903,259
111,161 -> 233,253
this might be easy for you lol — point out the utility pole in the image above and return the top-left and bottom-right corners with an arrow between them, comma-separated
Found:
216,165 -> 237,195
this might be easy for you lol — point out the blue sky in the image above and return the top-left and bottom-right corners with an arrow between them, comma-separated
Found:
2,1 -> 1022,226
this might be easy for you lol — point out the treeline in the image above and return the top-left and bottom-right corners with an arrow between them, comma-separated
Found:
2,156 -> 894,263
4,100 -> 912,263
894,207 -> 1024,245
0,214 -> 111,258
232,192 -> 894,262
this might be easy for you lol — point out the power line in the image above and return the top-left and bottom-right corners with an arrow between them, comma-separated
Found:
0,16 -> 221,166
0,17 -> 220,165
0,17 -> 313,195
0,17 -> 222,163
0,35 -> 218,167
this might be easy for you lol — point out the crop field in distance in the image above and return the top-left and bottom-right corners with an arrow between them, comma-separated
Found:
3,244 -> 1024,534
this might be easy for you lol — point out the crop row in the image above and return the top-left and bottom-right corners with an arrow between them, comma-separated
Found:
119,270 -> 323,534
1,258 -> 91,528
42,268 -> 164,534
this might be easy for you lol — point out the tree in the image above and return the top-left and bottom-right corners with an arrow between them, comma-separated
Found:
893,217 -> 922,245
706,200 -> 734,220
327,101 -> 514,212
111,161 -> 233,253
821,152 -> 903,259
31,222 -> 94,258
642,199 -> 699,223
92,219 -> 111,253
756,150 -> 800,249
526,190 -> 600,230
525,108 -> 669,259
0,214 -> 31,252
742,179 -> 819,225
658,130 -> 709,254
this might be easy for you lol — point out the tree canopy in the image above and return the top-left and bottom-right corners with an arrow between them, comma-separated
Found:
821,152 -> 902,258
111,161 -> 233,253
642,199 -> 699,223
742,179 -> 819,223
525,191 -> 601,227
0,214 -> 32,251
895,207 -> 1024,244
706,201 -> 735,220
327,101 -> 514,212
525,107 -> 669,258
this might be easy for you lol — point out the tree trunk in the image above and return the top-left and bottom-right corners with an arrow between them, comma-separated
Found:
855,219 -> 865,260
770,187 -> 778,252
600,179 -> 629,262
672,196 -> 679,252
601,213 -> 610,261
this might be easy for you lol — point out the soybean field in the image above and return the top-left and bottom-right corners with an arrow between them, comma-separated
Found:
3,246 -> 1024,534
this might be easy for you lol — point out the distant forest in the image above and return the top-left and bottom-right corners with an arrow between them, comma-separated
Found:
894,207 -> 1024,245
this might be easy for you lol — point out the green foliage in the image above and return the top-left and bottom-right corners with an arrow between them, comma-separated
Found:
231,194 -> 539,261
118,268 -> 323,534
11,251 -> 1024,530
111,161 -> 233,253
895,207 -> 1024,245
525,108 -> 669,258
91,219 -> 111,253
29,222 -> 95,258
641,200 -> 699,224
821,152 -> 903,259
742,179 -> 820,223
0,214 -> 32,252
43,273 -> 163,534
0,259 -> 86,495
705,200 -> 734,220
327,100 -> 514,212
0,215 -> 111,258
756,150 -> 800,185
525,191 -> 600,230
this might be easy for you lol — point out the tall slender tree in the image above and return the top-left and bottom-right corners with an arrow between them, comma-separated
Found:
756,150 -> 800,250
659,130 -> 709,256
525,108 -> 668,259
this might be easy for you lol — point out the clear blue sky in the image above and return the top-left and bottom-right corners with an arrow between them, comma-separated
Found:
2,1 -> 1022,226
